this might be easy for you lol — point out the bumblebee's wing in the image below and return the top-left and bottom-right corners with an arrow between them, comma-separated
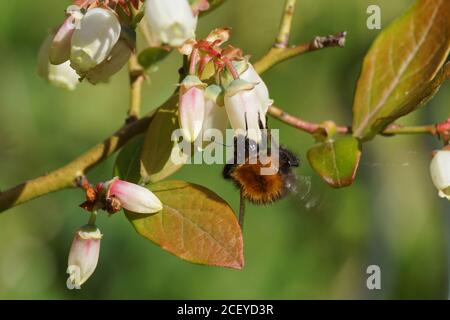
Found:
291,175 -> 327,212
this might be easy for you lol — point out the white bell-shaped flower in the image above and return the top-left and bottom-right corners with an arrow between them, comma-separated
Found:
85,27 -> 135,84
430,150 -> 450,200
145,0 -> 197,47
224,79 -> 265,142
70,7 -> 121,74
67,225 -> 102,289
106,178 -> 163,213
239,62 -> 273,115
38,34 -> 79,90
47,62 -> 80,90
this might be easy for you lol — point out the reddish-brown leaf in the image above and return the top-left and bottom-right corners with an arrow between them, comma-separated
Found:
126,180 -> 244,270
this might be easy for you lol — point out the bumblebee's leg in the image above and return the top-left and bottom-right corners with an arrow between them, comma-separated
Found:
239,189 -> 246,231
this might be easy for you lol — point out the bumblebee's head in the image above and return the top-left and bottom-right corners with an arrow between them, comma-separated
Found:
279,146 -> 300,174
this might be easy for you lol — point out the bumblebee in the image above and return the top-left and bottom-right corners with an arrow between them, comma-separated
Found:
223,132 -> 300,205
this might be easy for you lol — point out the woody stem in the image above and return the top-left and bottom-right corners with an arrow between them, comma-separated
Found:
127,53 -> 144,122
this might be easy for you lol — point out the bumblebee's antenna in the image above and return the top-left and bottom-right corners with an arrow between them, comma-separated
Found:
239,189 -> 246,231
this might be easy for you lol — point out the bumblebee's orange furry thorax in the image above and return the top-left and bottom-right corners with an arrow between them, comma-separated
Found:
231,162 -> 284,204
223,135 -> 300,205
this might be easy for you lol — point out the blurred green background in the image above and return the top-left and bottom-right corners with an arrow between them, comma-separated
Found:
0,0 -> 449,299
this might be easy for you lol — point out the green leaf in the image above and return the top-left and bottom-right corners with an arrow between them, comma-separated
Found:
140,94 -> 188,183
307,137 -> 362,188
138,47 -> 171,69
352,0 -> 450,141
126,180 -> 244,269
113,134 -> 144,183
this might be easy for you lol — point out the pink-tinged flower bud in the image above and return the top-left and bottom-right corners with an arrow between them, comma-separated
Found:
70,7 -> 121,74
224,79 -> 265,142
38,34 -> 79,90
179,75 -> 206,143
85,28 -> 135,84
67,225 -> 102,289
107,178 -> 163,213
202,85 -> 228,143
430,150 -> 450,200
145,0 -> 197,47
239,62 -> 273,115
49,16 -> 76,65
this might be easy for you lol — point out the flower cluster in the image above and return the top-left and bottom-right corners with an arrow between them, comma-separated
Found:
67,177 -> 162,288
38,0 -> 207,90
177,28 -> 274,145
38,2 -> 135,88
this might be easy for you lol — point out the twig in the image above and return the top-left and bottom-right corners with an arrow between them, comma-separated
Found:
275,0 -> 297,48
127,53 -> 144,122
269,105 -> 349,134
254,31 -> 346,74
382,124 -> 437,136
269,105 -> 439,137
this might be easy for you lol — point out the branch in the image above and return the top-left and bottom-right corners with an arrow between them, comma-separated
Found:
254,31 -> 346,74
268,105 -> 349,134
275,0 -> 297,48
382,123 -> 437,136
127,53 -> 145,122
0,114 -> 153,213
269,105 -> 440,137
253,0 -> 346,74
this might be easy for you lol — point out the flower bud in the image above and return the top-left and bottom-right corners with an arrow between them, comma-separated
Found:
49,16 -> 76,65
145,0 -> 197,47
70,7 -> 121,74
239,62 -> 273,115
430,150 -> 450,200
224,79 -> 265,142
67,225 -> 102,289
107,178 -> 163,214
179,75 -> 206,143
85,28 -> 136,84
38,34 -> 79,90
